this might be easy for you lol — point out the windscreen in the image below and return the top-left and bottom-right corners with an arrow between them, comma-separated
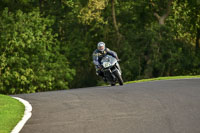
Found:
101,55 -> 117,66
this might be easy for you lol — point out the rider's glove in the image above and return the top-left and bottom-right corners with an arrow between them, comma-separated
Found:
97,65 -> 103,69
116,57 -> 120,61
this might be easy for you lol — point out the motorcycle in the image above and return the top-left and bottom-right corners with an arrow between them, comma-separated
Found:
100,55 -> 123,86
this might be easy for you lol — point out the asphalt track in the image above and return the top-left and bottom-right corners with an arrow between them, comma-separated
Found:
14,79 -> 200,133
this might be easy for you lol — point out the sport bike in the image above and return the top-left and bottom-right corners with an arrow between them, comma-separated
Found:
101,55 -> 123,86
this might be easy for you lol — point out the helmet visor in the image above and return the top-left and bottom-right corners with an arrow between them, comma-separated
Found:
98,46 -> 105,51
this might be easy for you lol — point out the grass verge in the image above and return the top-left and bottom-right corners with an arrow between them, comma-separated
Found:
125,75 -> 200,84
0,94 -> 25,133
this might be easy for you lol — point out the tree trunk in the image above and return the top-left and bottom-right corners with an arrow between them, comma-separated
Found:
153,0 -> 173,25
196,28 -> 200,53
111,0 -> 122,46
39,0 -> 43,13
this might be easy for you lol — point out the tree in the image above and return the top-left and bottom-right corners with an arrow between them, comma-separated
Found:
111,0 -> 122,46
150,0 -> 173,25
0,8 -> 75,94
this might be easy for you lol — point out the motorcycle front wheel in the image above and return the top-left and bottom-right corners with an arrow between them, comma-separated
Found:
113,70 -> 123,85
111,83 -> 116,86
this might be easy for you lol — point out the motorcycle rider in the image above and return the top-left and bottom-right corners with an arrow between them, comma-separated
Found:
92,42 -> 119,81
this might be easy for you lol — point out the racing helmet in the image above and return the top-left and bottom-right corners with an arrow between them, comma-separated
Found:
97,42 -> 105,52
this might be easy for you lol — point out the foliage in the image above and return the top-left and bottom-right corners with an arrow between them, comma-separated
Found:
78,0 -> 108,25
0,8 -> 75,94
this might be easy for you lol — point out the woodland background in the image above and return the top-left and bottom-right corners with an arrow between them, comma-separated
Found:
0,0 -> 200,94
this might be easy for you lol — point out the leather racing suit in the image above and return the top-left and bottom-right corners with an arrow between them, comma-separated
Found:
92,48 -> 118,77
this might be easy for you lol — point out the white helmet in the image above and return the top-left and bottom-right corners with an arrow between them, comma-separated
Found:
97,42 -> 105,52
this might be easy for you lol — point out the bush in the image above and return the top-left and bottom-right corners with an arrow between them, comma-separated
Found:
0,8 -> 75,94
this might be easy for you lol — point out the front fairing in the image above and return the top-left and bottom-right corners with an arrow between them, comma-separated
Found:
101,55 -> 117,68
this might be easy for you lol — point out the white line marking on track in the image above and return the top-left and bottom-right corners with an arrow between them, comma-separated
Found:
11,97 -> 32,133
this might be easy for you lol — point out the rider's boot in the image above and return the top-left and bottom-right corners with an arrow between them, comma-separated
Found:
102,76 -> 107,83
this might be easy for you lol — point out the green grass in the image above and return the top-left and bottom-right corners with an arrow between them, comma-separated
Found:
125,75 -> 200,84
98,75 -> 200,86
0,94 -> 25,133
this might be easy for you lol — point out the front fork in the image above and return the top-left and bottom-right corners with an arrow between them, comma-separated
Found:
115,63 -> 122,74
104,64 -> 121,83
104,69 -> 116,83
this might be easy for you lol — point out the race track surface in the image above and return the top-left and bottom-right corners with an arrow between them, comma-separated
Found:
14,79 -> 200,133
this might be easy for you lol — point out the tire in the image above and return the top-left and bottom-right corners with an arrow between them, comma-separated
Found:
111,83 -> 116,86
113,70 -> 123,85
